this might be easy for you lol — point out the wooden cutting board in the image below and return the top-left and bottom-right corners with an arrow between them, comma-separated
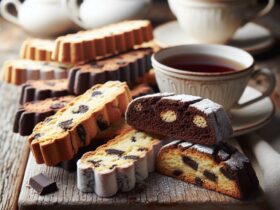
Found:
18,140 -> 268,210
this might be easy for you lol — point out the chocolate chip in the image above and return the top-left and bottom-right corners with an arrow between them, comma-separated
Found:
109,164 -> 117,169
72,105 -> 89,114
50,102 -> 65,110
44,117 -> 53,123
172,169 -> 183,177
59,119 -> 73,130
91,91 -> 102,97
138,147 -> 148,152
87,159 -> 102,167
96,116 -> 109,131
131,136 -> 137,142
123,155 -> 139,160
182,156 -> 198,170
195,177 -> 203,187
34,133 -> 41,139
105,149 -> 124,156
77,124 -> 86,145
220,167 -> 235,180
203,170 -> 217,182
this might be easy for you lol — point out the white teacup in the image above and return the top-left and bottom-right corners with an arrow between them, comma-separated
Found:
152,44 -> 276,111
61,0 -> 151,29
0,0 -> 75,37
168,0 -> 275,44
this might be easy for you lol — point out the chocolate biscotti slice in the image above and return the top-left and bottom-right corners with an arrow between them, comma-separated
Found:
157,140 -> 259,199
14,96 -> 74,136
20,79 -> 69,104
1,59 -> 70,85
126,93 -> 232,146
20,39 -> 54,61
52,20 -> 153,63
68,48 -> 153,95
77,128 -> 162,197
28,81 -> 131,166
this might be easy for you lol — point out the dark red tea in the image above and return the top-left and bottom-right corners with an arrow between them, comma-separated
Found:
162,54 -> 244,73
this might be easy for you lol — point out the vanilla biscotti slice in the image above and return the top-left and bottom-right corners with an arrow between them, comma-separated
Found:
126,93 -> 233,146
52,20 -> 153,63
77,128 -> 162,197
156,140 -> 259,199
28,81 -> 131,166
1,59 -> 70,85
20,39 -> 54,61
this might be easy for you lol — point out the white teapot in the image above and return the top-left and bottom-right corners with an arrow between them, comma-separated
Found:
61,0 -> 151,29
0,0 -> 75,37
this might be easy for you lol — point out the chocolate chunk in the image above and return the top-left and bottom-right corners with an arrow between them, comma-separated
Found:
29,173 -> 58,195
172,169 -> 183,177
92,91 -> 102,97
138,147 -> 148,152
109,164 -> 117,169
72,105 -> 89,114
195,177 -> 203,187
77,125 -> 86,145
87,159 -> 102,167
220,166 -> 236,180
182,156 -> 198,170
33,133 -> 41,139
105,149 -> 124,156
131,136 -> 137,142
50,102 -> 65,110
59,119 -> 73,130
96,116 -> 109,131
203,170 -> 217,182
123,155 -> 139,160
44,117 -> 53,123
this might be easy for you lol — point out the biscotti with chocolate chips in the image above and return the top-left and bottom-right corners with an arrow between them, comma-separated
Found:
77,128 -> 162,197
156,140 -> 259,199
28,81 -> 131,166
19,79 -> 69,104
52,20 -> 153,63
68,48 -> 153,95
20,38 -> 54,61
14,96 -> 74,136
2,59 -> 70,85
126,93 -> 233,146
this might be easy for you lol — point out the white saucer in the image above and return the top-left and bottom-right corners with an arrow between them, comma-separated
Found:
231,86 -> 275,137
154,21 -> 275,55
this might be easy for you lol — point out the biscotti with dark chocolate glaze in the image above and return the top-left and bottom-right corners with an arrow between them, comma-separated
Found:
126,93 -> 233,146
156,140 -> 259,199
67,48 -> 153,95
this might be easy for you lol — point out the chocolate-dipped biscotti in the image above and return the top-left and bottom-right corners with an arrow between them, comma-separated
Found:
126,93 -> 232,146
2,59 -> 70,85
52,20 -> 153,63
28,81 -> 131,166
20,38 -> 54,61
68,48 -> 153,95
19,79 -> 69,104
77,128 -> 162,197
156,140 -> 259,199
14,96 -> 74,136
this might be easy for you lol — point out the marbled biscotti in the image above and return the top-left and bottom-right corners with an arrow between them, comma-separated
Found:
77,128 -> 162,197
20,39 -> 54,61
156,140 -> 259,199
19,79 -> 69,104
68,48 -> 153,95
126,93 -> 233,146
1,59 -> 70,85
28,81 -> 131,166
52,20 -> 153,63
14,96 -> 74,136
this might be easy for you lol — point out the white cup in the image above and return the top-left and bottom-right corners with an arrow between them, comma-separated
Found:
152,44 -> 276,111
61,0 -> 151,29
0,0 -> 75,37
168,0 -> 275,44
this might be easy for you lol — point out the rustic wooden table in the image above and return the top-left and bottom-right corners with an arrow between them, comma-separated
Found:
0,2 -> 280,210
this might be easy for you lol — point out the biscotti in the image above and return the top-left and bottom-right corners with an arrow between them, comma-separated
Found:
131,84 -> 154,99
14,96 -> 74,136
68,48 -> 153,95
77,128 -> 162,197
126,93 -> 232,146
52,20 -> 153,63
156,140 -> 259,199
1,59 -> 70,85
28,81 -> 131,166
20,39 -> 54,61
20,79 -> 69,104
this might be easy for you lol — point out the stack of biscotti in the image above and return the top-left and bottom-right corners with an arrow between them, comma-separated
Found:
125,93 -> 259,199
